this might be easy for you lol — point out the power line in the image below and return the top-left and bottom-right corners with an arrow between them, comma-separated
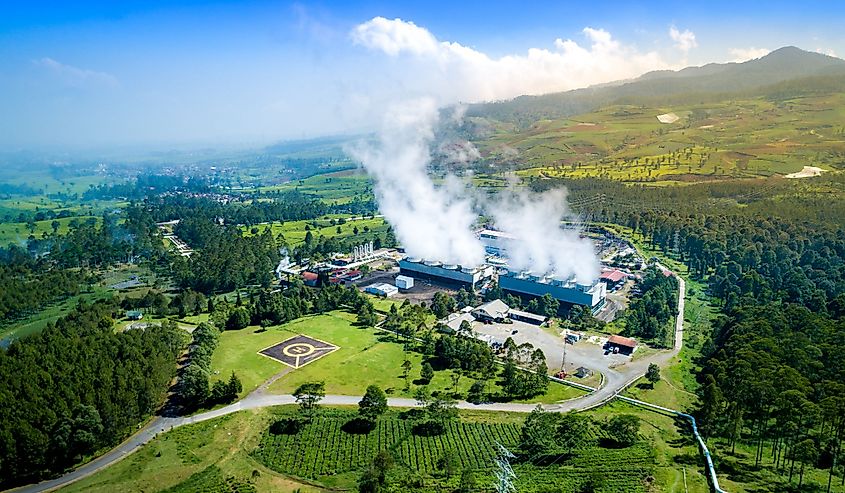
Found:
494,441 -> 517,493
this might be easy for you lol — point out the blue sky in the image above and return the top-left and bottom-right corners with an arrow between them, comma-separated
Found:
1,0 -> 843,150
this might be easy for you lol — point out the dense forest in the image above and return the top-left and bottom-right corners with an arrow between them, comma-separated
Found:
0,300 -> 187,487
534,175 -> 845,487
621,266 -> 678,346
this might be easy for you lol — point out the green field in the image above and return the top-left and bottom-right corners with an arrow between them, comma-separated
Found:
60,400 -> 710,493
209,310 -> 586,404
241,214 -> 389,247
0,215 -> 103,246
258,169 -> 373,204
476,93 -> 845,185
58,409 -> 321,493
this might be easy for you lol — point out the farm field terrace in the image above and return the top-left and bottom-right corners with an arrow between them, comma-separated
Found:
59,403 -> 709,493
240,214 -> 389,247
477,92 -> 845,185
256,169 -> 373,204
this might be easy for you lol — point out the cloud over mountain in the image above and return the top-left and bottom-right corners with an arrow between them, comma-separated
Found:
352,17 -> 678,103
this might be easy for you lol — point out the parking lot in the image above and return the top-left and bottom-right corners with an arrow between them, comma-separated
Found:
470,319 -> 632,377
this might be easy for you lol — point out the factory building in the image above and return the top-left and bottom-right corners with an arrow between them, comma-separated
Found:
499,270 -> 606,311
478,229 -> 515,257
398,258 -> 494,288
365,283 -> 398,297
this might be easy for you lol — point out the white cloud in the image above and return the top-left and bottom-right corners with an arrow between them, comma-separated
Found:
728,47 -> 770,62
33,57 -> 118,88
816,47 -> 838,57
669,26 -> 697,54
351,17 -> 439,56
351,17 -> 676,103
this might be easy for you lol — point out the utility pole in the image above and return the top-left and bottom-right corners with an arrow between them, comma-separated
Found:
560,328 -> 567,373
494,442 -> 516,493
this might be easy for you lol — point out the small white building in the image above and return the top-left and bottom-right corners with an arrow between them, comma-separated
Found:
365,283 -> 399,297
395,275 -> 414,290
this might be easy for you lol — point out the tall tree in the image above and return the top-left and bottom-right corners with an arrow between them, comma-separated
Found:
293,382 -> 325,419
358,385 -> 388,422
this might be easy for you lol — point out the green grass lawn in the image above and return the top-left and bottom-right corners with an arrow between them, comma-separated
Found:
210,310 -> 585,404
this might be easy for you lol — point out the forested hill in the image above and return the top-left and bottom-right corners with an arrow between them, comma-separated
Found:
0,301 -> 187,488
466,47 -> 845,127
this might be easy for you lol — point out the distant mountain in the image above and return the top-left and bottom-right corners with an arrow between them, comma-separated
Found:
466,47 -> 845,127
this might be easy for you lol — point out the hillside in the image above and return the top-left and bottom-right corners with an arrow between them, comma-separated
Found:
471,82 -> 845,185
466,47 -> 845,128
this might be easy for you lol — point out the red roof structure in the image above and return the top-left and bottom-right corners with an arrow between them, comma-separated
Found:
301,271 -> 318,281
600,270 -> 627,283
607,335 -> 638,348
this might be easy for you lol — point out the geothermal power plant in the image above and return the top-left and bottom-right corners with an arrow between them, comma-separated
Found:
398,258 -> 495,288
399,229 -> 607,311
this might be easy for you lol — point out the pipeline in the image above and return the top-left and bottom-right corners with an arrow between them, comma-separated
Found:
616,395 -> 727,493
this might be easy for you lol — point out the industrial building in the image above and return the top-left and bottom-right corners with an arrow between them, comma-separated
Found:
364,283 -> 398,297
469,299 -> 548,326
471,299 -> 511,323
499,270 -> 607,311
395,275 -> 414,290
605,335 -> 638,355
599,269 -> 628,291
478,229 -> 515,257
398,258 -> 494,288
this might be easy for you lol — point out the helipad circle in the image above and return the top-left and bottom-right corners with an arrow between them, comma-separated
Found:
282,342 -> 316,357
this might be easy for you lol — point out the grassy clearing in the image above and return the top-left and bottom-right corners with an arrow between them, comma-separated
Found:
58,409 -> 322,493
241,215 -> 389,247
0,216 -> 102,246
588,400 -> 711,493
210,310 -> 585,404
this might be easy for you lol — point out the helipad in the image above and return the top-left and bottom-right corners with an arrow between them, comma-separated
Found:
258,334 -> 339,368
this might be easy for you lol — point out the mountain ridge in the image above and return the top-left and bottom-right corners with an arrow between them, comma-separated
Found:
466,46 -> 845,127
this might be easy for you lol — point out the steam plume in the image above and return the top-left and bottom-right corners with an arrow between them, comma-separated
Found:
349,100 -> 599,281
347,99 -> 485,266
486,188 -> 599,281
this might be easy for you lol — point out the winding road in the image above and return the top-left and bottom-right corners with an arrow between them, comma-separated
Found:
8,273 -> 685,493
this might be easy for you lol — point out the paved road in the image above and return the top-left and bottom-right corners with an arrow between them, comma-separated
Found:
9,273 -> 686,493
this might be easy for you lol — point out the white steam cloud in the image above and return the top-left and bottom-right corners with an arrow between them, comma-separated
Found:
350,99 -> 599,281
347,98 -> 485,267
487,188 -> 599,282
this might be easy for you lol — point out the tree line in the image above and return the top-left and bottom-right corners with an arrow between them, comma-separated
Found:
0,300 -> 187,488
534,175 -> 845,489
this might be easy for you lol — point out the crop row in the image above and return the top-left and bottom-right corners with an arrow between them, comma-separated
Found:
253,416 -> 520,478
253,414 -> 656,492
